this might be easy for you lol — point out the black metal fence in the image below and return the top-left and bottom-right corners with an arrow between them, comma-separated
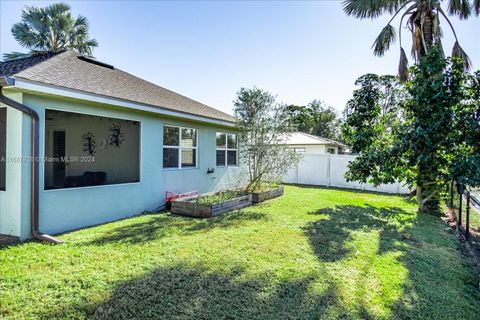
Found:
447,182 -> 480,242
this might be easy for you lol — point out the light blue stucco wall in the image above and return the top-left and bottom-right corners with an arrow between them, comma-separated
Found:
0,93 -> 33,240
1,91 -> 245,239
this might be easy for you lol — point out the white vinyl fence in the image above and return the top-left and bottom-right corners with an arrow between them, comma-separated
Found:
283,154 -> 410,194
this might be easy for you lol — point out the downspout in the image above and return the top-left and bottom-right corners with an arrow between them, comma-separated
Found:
0,80 -> 62,243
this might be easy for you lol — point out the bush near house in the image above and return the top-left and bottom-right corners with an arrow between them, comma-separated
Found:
1,185 -> 479,319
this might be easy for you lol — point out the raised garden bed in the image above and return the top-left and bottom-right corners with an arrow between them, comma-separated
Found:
171,191 -> 252,218
251,186 -> 284,203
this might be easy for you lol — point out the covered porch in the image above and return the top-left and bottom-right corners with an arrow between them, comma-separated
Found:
44,109 -> 140,189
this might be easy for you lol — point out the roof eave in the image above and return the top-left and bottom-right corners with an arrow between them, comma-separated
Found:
0,77 -> 15,87
11,77 -> 237,128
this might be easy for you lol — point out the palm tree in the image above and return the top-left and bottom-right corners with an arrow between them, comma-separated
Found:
3,2 -> 98,61
343,0 -> 478,81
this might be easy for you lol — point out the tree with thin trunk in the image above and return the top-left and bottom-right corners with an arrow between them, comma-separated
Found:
234,88 -> 300,192
343,0 -> 478,81
4,2 -> 98,61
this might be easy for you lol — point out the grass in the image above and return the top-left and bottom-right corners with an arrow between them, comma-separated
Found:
1,185 -> 479,319
195,190 -> 241,205
450,192 -> 480,251
250,182 -> 280,193
469,203 -> 480,233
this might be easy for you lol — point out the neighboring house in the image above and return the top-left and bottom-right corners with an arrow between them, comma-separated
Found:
0,50 -> 242,241
281,132 -> 348,154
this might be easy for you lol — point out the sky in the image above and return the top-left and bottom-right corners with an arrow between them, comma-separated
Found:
0,0 -> 478,116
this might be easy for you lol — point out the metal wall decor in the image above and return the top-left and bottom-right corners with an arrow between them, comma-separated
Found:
109,122 -> 125,147
82,132 -> 97,155
99,138 -> 108,150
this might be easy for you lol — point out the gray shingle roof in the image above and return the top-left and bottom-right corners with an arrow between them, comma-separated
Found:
1,50 -> 235,123
0,51 -> 64,77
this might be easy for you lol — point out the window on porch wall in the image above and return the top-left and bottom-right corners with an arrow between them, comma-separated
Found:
44,109 -> 140,189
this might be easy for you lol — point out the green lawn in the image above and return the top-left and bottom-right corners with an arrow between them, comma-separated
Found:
451,193 -> 480,249
1,185 -> 479,319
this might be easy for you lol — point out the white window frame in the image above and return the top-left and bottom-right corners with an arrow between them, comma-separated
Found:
163,125 -> 198,169
216,132 -> 238,167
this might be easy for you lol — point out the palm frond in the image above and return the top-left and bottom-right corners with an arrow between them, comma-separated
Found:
431,12 -> 445,58
397,4 -> 416,51
74,39 -> 98,56
343,0 -> 410,19
452,40 -> 472,71
9,2 -> 97,57
46,2 -> 71,15
372,24 -> 397,56
398,47 -> 409,82
448,0 -> 472,19
474,0 -> 480,15
2,51 -> 32,61
11,22 -> 38,49
73,15 -> 89,28
436,37 -> 445,58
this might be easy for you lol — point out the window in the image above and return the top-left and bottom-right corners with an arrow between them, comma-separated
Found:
327,147 -> 336,154
216,132 -> 237,166
163,126 -> 197,169
44,109 -> 140,189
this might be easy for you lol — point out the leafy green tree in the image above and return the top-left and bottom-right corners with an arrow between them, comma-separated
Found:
4,2 -> 98,61
234,88 -> 300,191
342,47 -> 480,212
283,104 -> 314,134
308,100 -> 342,140
343,0 -> 478,81
283,101 -> 342,140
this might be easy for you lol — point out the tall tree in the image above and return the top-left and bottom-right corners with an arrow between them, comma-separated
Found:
283,101 -> 342,140
342,48 -> 480,212
4,2 -> 98,61
343,0 -> 478,81
308,100 -> 342,140
282,104 -> 314,134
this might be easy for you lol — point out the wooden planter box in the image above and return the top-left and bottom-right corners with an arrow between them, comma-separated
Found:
251,186 -> 284,203
171,193 -> 252,218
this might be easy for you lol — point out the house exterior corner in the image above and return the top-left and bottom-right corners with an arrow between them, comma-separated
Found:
0,89 -> 245,240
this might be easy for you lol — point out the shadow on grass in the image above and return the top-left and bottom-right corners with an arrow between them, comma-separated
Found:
26,191 -> 480,320
43,265 -> 352,320
83,210 -> 268,246
305,203 -> 480,319
283,183 -> 413,198
305,205 -> 415,262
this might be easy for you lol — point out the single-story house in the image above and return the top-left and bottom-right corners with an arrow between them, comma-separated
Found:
281,132 -> 348,154
0,50 -> 243,242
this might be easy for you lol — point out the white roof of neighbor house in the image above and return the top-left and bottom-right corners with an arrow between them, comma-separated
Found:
281,132 -> 347,147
